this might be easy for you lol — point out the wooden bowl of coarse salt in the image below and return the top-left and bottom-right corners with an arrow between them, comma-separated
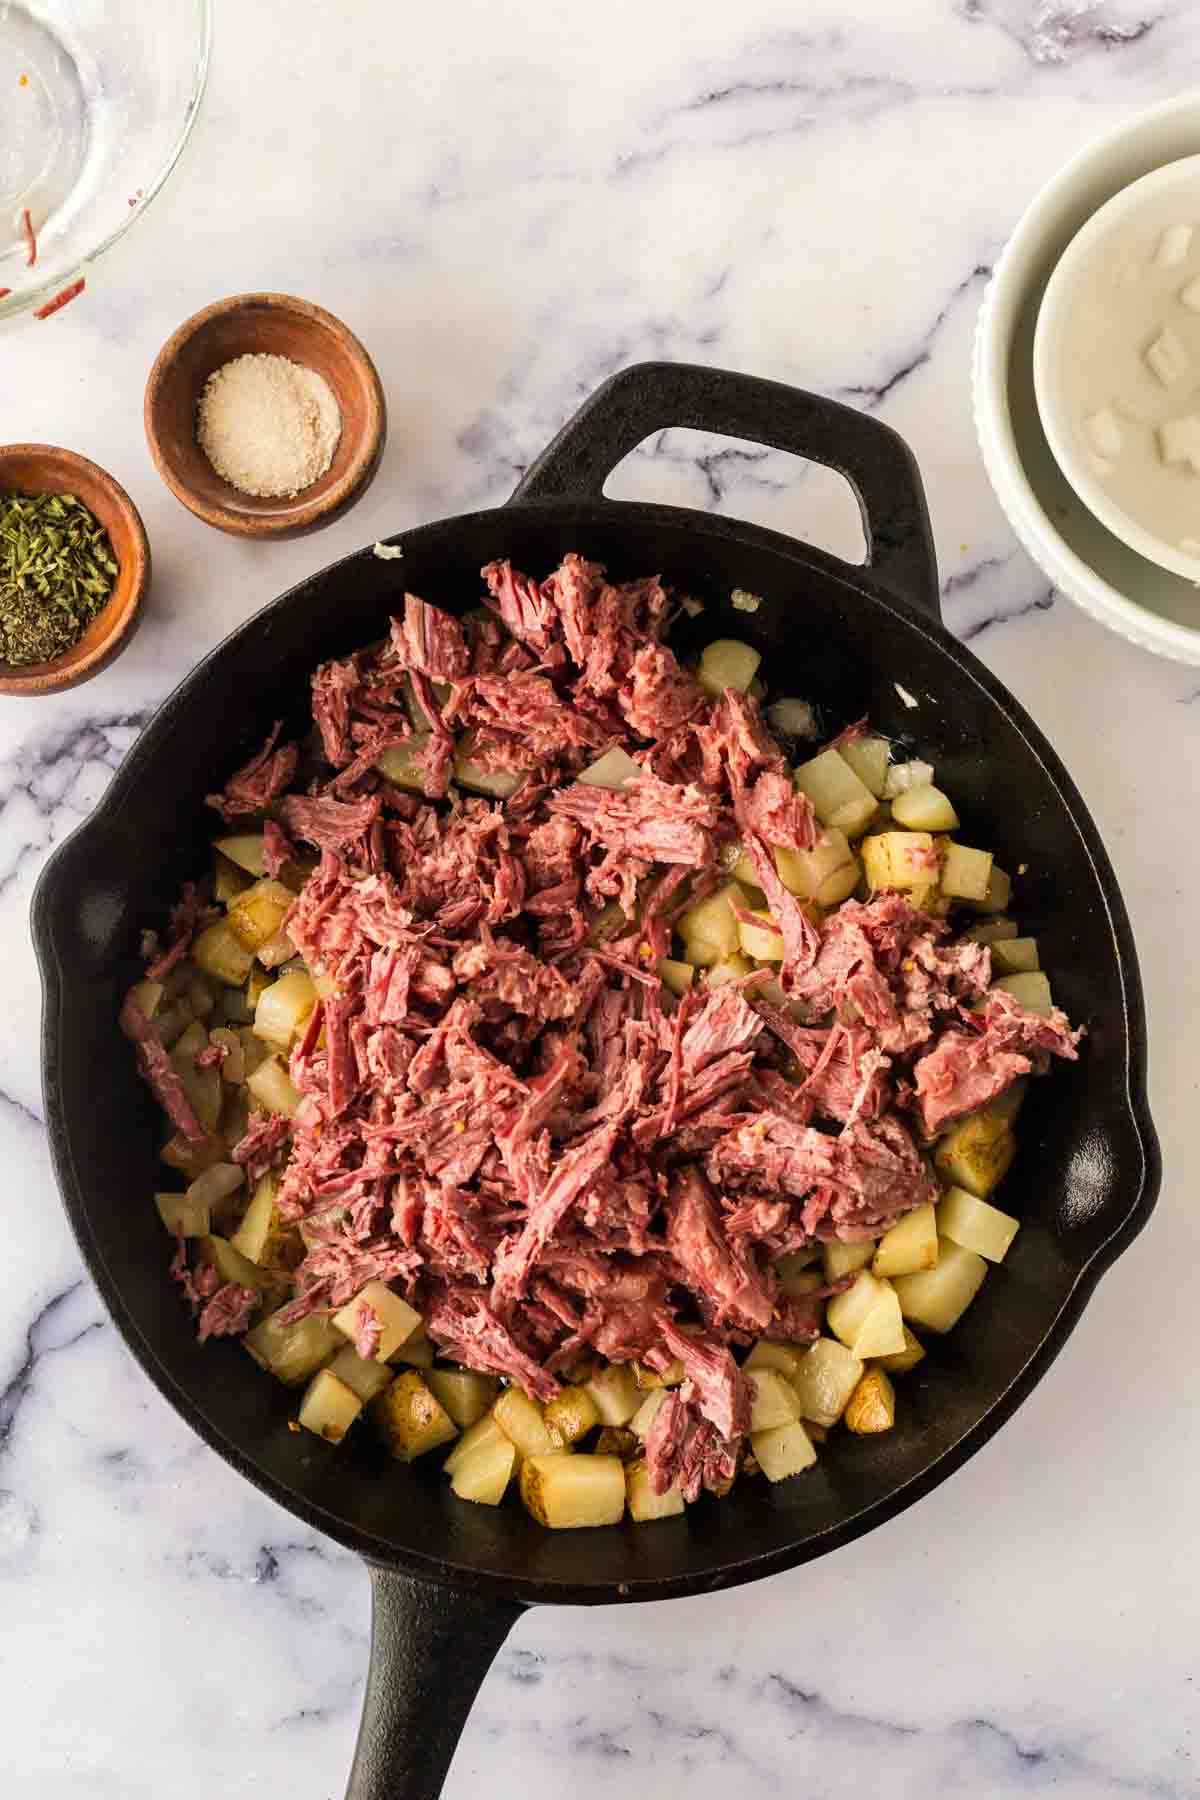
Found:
144,294 -> 386,539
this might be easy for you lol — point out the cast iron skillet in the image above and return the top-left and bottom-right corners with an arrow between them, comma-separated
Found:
34,364 -> 1159,1799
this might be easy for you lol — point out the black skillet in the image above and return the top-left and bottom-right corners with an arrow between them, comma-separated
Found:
33,363 -> 1159,1799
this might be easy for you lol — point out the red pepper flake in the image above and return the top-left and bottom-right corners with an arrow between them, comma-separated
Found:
0,289 -> 10,300
19,208 -> 37,268
33,276 -> 85,320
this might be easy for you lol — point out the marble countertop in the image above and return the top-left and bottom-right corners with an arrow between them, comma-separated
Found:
3,3 -> 1197,1795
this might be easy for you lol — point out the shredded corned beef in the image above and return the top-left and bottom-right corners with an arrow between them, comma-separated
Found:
131,552 -> 1084,1503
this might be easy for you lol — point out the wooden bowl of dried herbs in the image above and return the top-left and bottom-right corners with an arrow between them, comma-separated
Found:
0,446 -> 149,695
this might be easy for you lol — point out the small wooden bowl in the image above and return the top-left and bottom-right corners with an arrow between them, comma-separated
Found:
144,294 -> 386,539
0,445 -> 150,696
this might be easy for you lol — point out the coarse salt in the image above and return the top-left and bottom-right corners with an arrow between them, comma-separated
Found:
197,353 -> 342,499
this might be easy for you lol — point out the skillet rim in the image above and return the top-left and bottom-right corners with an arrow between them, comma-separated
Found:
33,494 -> 1160,1605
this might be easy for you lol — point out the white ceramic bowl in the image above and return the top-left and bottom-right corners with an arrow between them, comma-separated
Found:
1034,155 -> 1200,584
974,90 -> 1200,665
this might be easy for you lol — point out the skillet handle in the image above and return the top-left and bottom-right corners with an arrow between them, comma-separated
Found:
345,1565 -> 524,1800
512,361 -> 940,621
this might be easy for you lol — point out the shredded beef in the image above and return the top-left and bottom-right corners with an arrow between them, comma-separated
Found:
130,552 -> 1085,1489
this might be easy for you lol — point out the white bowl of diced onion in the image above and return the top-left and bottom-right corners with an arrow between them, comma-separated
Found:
974,89 -> 1200,665
1033,155 -> 1200,584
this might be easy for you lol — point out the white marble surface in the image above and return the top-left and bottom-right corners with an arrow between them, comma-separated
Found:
2,3 -> 1198,1795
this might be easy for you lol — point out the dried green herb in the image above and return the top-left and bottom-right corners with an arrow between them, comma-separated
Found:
0,490 -> 119,666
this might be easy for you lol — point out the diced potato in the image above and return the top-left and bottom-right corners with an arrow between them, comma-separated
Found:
425,1368 -> 500,1430
697,637 -> 761,698
748,1368 -> 801,1432
891,784 -> 959,832
243,1311 -> 340,1386
941,843 -> 993,902
630,1388 -> 669,1441
298,1369 -> 363,1444
872,1204 -> 939,1279
934,1110 -> 1016,1199
775,831 -> 860,907
861,831 -> 937,892
246,967 -> 273,1009
246,1054 -> 302,1118
207,1025 -> 245,1085
213,850 -> 252,904
161,1129 -> 226,1179
989,1077 -> 1028,1124
993,971 -> 1053,1017
372,1371 -> 458,1461
544,1385 -> 601,1446
595,1426 -> 638,1459
390,1328 -> 435,1370
964,917 -> 1019,945
402,673 -> 451,732
844,1368 -> 896,1435
973,865 -> 1012,913
197,1234 -> 276,1294
790,1338 -> 864,1427
751,1419 -> 818,1482
444,1413 -> 515,1477
634,1356 -> 685,1390
745,1340 -> 809,1383
882,759 -> 934,799
375,736 -> 431,793
493,1387 -> 563,1458
626,1459 -> 685,1521
823,1239 -> 875,1282
450,1432 -> 518,1506
876,1325 -> 926,1374
454,743 -> 524,799
658,958 -> 695,997
254,968 -> 317,1048
827,1272 -> 907,1359
192,918 -> 255,986
520,1453 -> 625,1528
256,927 -> 297,970
839,734 -> 891,798
990,937 -> 1039,976
793,748 -> 877,837
737,909 -> 786,962
937,1187 -> 1020,1263
328,1344 -> 394,1404
331,1281 -> 421,1362
893,1238 -> 988,1333
129,978 -> 164,1021
190,974 -> 221,1018
237,1028 -> 270,1082
677,880 -> 747,967
586,1362 -> 641,1427
227,879 -> 294,953
579,746 -> 641,789
706,953 -> 754,988
778,1266 -> 823,1302
155,1189 -> 210,1238
230,1172 -> 301,1270
585,901 -> 629,946
171,1035 -> 223,1133
186,1161 -> 245,1230
215,833 -> 267,877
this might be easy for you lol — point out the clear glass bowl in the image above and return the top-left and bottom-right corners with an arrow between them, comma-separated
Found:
0,0 -> 211,324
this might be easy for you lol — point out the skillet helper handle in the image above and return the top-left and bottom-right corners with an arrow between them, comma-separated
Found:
346,1566 -> 524,1800
513,360 -> 940,621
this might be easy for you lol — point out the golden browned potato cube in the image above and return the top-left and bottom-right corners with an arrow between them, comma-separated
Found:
748,1368 -> 801,1433
790,1339 -> 864,1428
992,970 -> 1053,1017
444,1413 -> 515,1477
229,1172 -> 302,1271
971,864 -> 1012,913
227,879 -> 295,953
774,831 -> 861,907
585,1363 -> 641,1427
626,1459 -> 685,1521
990,937 -> 1039,976
298,1369 -> 363,1444
425,1368 -> 500,1430
745,1340 -> 810,1384
160,1129 -> 227,1180
826,1271 -> 906,1359
331,1281 -> 421,1362
544,1385 -> 601,1446
861,831 -> 936,893
213,851 -> 253,904
493,1387 -> 562,1458
936,1188 -> 1020,1263
822,1239 -> 875,1282
657,958 -> 695,997
934,1111 -> 1016,1199
390,1327 -> 435,1370
697,637 -> 761,698
750,1419 -> 818,1482
520,1453 -> 626,1528
736,909 -> 786,962
595,1427 -> 639,1459
844,1368 -> 896,1435
214,833 -> 267,877
254,969 -> 317,1048
793,748 -> 877,836
246,1054 -> 302,1118
893,1239 -> 988,1333
838,735 -> 890,798
328,1344 -> 394,1404
371,1371 -> 458,1462
634,1356 -> 685,1390
197,1234 -> 276,1293
678,880 -> 748,967
450,1432 -> 517,1505
155,1190 -> 210,1238
192,919 -> 255,987
872,1204 -> 939,1279
243,1312 -> 341,1386
875,1325 -> 927,1375
940,843 -> 993,902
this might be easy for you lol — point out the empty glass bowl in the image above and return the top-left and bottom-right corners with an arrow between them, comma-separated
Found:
0,0 -> 211,324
